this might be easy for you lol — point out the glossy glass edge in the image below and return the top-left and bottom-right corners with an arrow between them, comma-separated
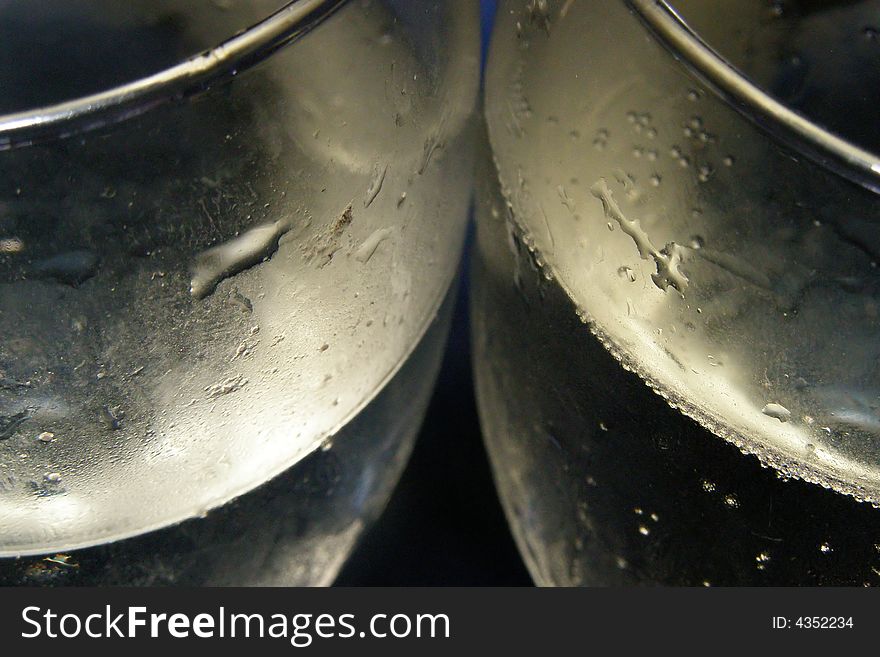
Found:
627,0 -> 880,194
0,0 -> 347,148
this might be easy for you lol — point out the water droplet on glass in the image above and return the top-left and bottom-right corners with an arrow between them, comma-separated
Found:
364,164 -> 388,208
33,250 -> 99,286
762,403 -> 792,423
190,221 -> 290,299
557,185 -> 576,212
0,236 -> 24,254
205,374 -> 248,399
354,228 -> 392,264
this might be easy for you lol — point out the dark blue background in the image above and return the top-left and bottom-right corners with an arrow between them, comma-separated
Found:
335,1 -> 531,585
481,0 -> 497,62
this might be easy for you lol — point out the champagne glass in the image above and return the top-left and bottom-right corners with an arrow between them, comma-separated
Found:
474,0 -> 880,585
0,0 -> 478,585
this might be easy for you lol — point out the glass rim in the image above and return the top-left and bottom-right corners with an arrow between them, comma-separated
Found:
0,0 -> 346,149
627,0 -> 880,194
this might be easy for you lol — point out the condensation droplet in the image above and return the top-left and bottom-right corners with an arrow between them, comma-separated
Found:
617,265 -> 636,282
762,403 -> 792,423
0,237 -> 25,253
354,228 -> 392,264
364,164 -> 388,208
